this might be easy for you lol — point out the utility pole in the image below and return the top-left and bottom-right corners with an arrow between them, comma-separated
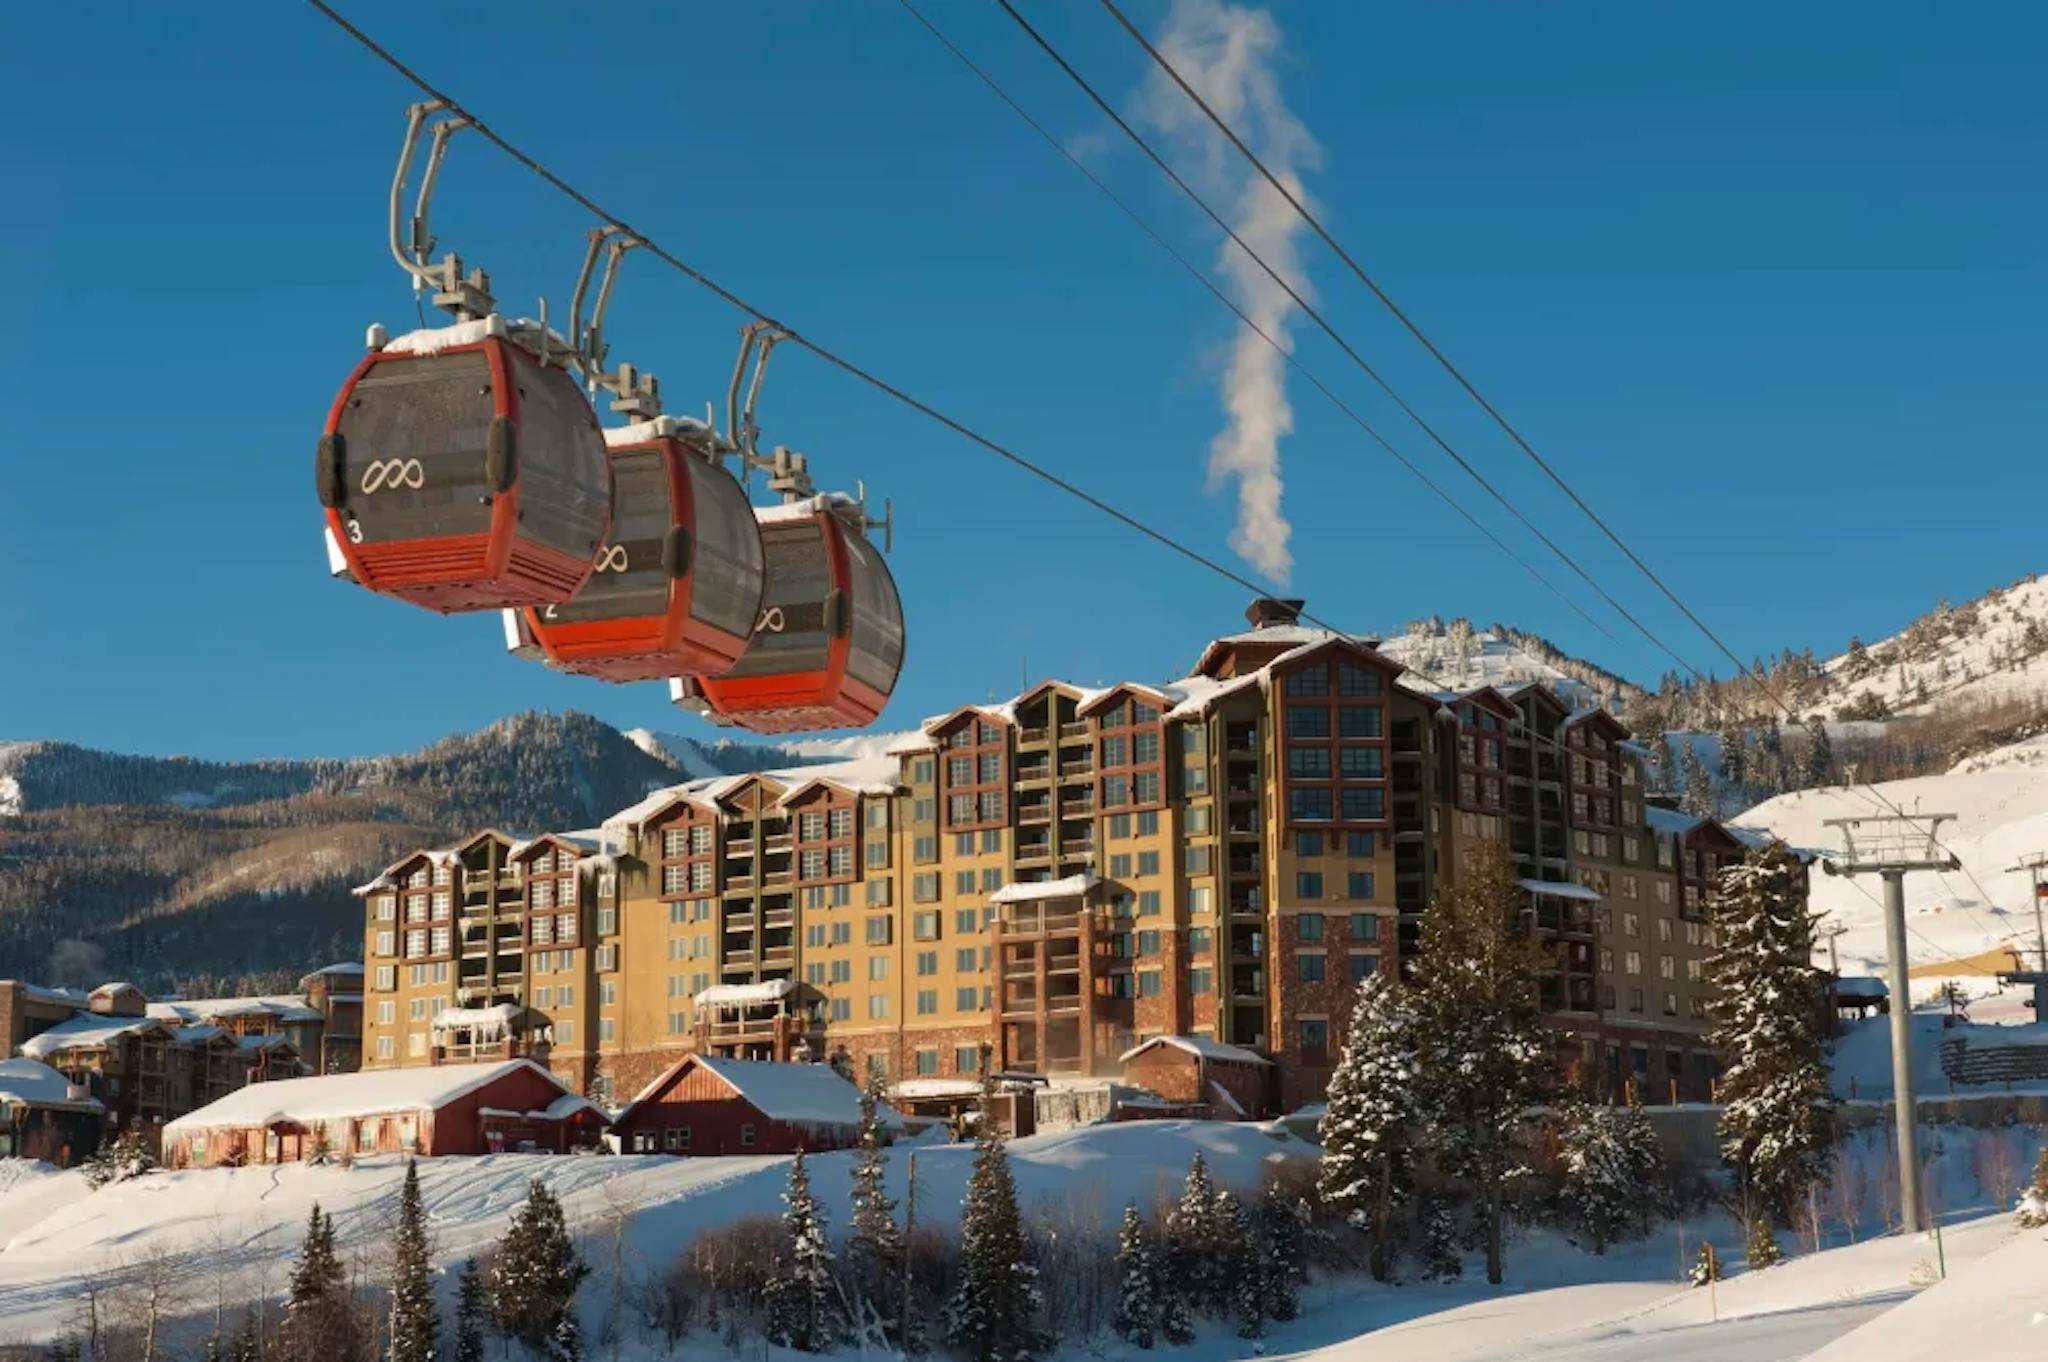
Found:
1823,813 -> 1959,1234
1999,853 -> 2048,1019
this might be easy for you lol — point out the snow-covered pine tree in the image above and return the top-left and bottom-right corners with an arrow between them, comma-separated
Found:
1410,842 -> 1551,1285
1111,1203 -> 1157,1349
1211,1190 -> 1262,1342
1255,1182 -> 1301,1323
946,1082 -> 1046,1362
1419,1202 -> 1463,1281
1679,742 -> 1714,816
1745,1215 -> 1782,1269
84,1125 -> 157,1189
1756,721 -> 1787,795
284,1203 -> 352,1357
1316,972 -> 1415,1280
1163,1152 -> 1224,1314
389,1158 -> 437,1362
1716,716 -> 1748,793
489,1179 -> 589,1355
1688,1241 -> 1720,1286
1708,841 -> 1833,1224
769,1149 -> 840,1352
1555,1090 -> 1661,1254
846,1069 -> 903,1331
2016,1145 -> 2048,1228
1802,722 -> 1833,789
453,1259 -> 486,1362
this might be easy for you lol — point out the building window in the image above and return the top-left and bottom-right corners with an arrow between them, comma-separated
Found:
1289,789 -> 1332,822
1348,872 -> 1375,900
1349,953 -> 1379,981
1137,929 -> 1161,956
1190,967 -> 1213,994
1296,873 -> 1323,900
916,1047 -> 940,1075
1349,913 -> 1379,941
1297,912 -> 1324,941
1340,788 -> 1385,821
1296,831 -> 1324,857
1287,707 -> 1331,739
868,996 -> 890,1019
956,986 -> 980,1010
1339,748 -> 1384,779
1138,970 -> 1162,997
1338,706 -> 1382,739
956,1044 -> 982,1072
917,991 -> 938,1016
1298,954 -> 1326,984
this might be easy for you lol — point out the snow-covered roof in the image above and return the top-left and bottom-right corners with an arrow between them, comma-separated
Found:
380,314 -> 570,358
1520,878 -> 1602,902
756,492 -> 859,525
164,1059 -> 564,1136
19,1013 -> 168,1059
148,996 -> 322,1026
603,413 -> 712,449
1835,976 -> 1889,1000
988,873 -> 1099,905
88,981 -> 142,998
1119,1035 -> 1273,1067
690,1056 -> 902,1130
0,981 -> 90,1008
307,963 -> 365,977
1643,807 -> 1704,837
890,1078 -> 987,1099
0,1058 -> 103,1113
695,979 -> 797,1008
479,1093 -> 609,1124
605,755 -> 902,830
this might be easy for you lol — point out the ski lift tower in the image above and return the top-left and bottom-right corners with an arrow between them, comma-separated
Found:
1998,852 -> 2048,1020
1822,813 -> 1959,1233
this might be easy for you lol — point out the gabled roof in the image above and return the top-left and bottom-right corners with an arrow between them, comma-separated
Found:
19,1013 -> 174,1060
148,995 -> 322,1026
625,1055 -> 902,1131
0,1057 -> 104,1114
1075,682 -> 1178,717
163,1059 -> 567,1135
922,702 -> 1018,734
1448,685 -> 1520,720
1119,1035 -> 1272,1067
1498,680 -> 1571,716
606,756 -> 902,831
1564,707 -> 1631,739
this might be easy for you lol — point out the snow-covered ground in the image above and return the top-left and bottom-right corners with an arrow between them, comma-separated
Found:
1808,573 -> 2048,720
3,1112 -> 2036,1361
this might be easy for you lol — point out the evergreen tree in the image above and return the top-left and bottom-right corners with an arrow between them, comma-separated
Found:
1111,1203 -> 1157,1350
1410,843 -> 1551,1285
1688,1241 -> 1721,1286
1226,1191 -> 1264,1343
1660,735 -> 1683,793
83,1124 -> 158,1189
1419,1202 -> 1464,1281
1715,716 -> 1748,793
452,1259 -> 486,1362
389,1159 -> 438,1362
1709,842 -> 1833,1224
1254,1182 -> 1301,1324
767,1150 -> 839,1352
1745,1215 -> 1782,1269
2016,1145 -> 2048,1228
846,1069 -> 903,1330
1802,722 -> 1834,789
1679,741 -> 1714,816
489,1179 -> 588,1356
1555,1090 -> 1662,1254
946,1083 -> 1046,1362
1757,720 -> 1788,795
284,1203 -> 345,1352
1316,973 -> 1415,1280
1163,1153 -> 1226,1314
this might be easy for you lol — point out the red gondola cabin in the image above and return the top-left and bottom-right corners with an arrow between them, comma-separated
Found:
317,316 -> 613,614
518,417 -> 766,682
672,495 -> 904,733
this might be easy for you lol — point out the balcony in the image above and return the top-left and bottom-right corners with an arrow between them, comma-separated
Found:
1016,839 -> 1053,864
1018,801 -> 1052,825
1018,726 -> 1050,746
1230,968 -> 1266,999
1060,794 -> 1097,816
726,872 -> 756,891
1059,837 -> 1095,858
1059,722 -> 1092,739
763,834 -> 793,854
726,838 -> 755,858
1015,762 -> 1052,785
1058,759 -> 1094,779
1000,902 -> 1085,936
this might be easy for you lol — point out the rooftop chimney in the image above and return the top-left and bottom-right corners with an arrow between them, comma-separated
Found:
1245,597 -> 1306,630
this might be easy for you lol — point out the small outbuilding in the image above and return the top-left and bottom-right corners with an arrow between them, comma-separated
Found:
0,1057 -> 105,1166
612,1054 -> 900,1156
163,1059 -> 605,1168
1118,1035 -> 1274,1119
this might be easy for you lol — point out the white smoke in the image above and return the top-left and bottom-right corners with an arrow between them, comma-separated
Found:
1137,0 -> 1319,585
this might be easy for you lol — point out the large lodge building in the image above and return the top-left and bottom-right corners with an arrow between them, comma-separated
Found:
359,600 -> 1798,1113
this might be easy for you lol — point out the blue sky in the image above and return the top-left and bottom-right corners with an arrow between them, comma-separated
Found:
1,2 -> 2040,760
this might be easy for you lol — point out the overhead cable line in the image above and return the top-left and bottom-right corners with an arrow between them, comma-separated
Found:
1098,0 -> 1999,900
305,0 -> 1313,628
896,0 -> 1615,644
993,0 -> 1704,683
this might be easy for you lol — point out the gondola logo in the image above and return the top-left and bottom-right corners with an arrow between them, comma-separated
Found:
756,607 -> 787,633
360,458 -> 426,493
594,545 -> 630,573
